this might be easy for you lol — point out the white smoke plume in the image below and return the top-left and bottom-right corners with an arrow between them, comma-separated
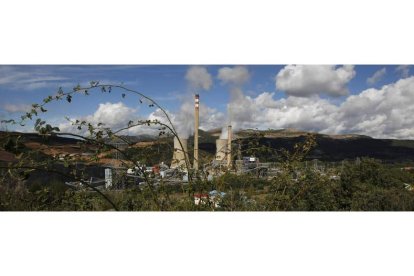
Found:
172,101 -> 194,138
166,66 -> 217,138
185,66 -> 213,91
149,102 -> 224,139
219,127 -> 228,139
217,66 -> 251,138
217,66 -> 250,86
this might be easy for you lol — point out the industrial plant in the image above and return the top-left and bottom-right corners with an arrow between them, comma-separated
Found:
88,94 -> 314,192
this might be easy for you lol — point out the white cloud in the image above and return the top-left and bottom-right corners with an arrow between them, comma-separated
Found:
59,101 -> 225,139
0,66 -> 127,91
59,102 -> 139,135
275,65 -> 356,97
185,66 -> 213,91
56,75 -> 414,140
367,67 -> 386,85
226,90 -> 338,133
0,66 -> 68,90
86,102 -> 137,129
217,66 -> 250,86
336,76 -> 414,138
3,103 -> 32,113
396,65 -> 410,78
223,76 -> 414,139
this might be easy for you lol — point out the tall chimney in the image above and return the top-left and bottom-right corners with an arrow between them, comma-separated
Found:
227,125 -> 232,168
194,94 -> 199,171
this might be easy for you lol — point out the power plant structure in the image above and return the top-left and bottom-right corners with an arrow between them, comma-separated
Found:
171,136 -> 189,169
215,139 -> 228,161
215,125 -> 233,169
170,93 -> 234,173
95,91 -> 334,190
194,94 -> 199,171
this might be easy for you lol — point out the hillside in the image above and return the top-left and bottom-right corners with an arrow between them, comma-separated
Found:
2,129 -> 414,164
206,128 -> 414,162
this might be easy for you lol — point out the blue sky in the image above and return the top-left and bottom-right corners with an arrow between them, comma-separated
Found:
0,65 -> 413,139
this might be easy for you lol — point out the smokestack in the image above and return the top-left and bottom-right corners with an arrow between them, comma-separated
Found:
194,94 -> 199,171
227,125 -> 232,168
215,139 -> 228,161
171,137 -> 189,170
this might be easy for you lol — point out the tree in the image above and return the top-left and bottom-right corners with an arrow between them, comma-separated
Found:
1,82 -> 193,211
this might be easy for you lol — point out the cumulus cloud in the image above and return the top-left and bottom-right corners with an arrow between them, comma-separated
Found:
217,66 -> 250,86
57,75 -> 414,140
222,76 -> 414,139
225,91 -> 338,133
3,103 -> 32,113
185,66 -> 213,91
275,65 -> 356,97
84,102 -> 137,130
335,76 -> 414,138
59,102 -> 139,135
396,65 -> 410,78
367,67 -> 386,85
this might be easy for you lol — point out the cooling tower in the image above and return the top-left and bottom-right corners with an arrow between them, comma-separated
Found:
171,137 -> 189,169
215,139 -> 228,161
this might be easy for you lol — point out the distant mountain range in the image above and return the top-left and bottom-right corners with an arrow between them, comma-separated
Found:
203,128 -> 414,162
2,129 -> 414,163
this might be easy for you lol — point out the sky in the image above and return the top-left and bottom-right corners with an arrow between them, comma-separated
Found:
0,64 -> 413,139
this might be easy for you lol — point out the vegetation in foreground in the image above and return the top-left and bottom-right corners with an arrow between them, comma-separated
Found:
1,158 -> 414,211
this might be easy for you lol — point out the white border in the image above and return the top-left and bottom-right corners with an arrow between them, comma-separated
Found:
0,0 -> 413,64
1,213 -> 414,276
1,1 -> 414,275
